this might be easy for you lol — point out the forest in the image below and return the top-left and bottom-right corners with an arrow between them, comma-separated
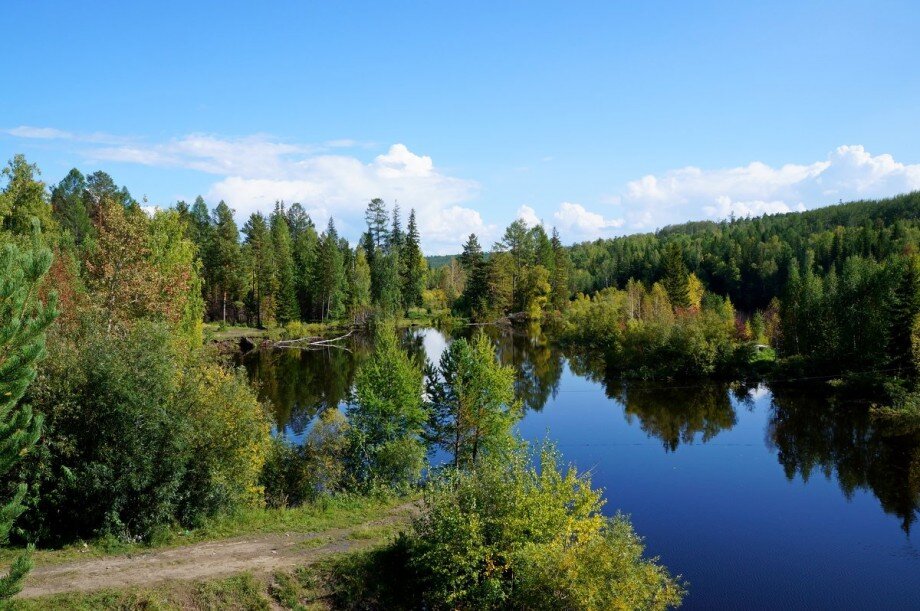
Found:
2,152 -> 919,608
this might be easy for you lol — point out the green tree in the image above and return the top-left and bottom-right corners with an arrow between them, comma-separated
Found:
270,203 -> 299,324
347,246 -> 372,324
401,209 -> 427,308
209,201 -> 243,324
662,242 -> 691,309
0,224 -> 57,599
314,219 -> 346,320
242,212 -> 275,327
364,198 -> 390,251
425,332 -> 519,468
50,168 -> 92,246
0,155 -> 55,242
347,324 -> 426,490
549,227 -> 570,310
494,219 -> 535,310
286,203 -> 319,320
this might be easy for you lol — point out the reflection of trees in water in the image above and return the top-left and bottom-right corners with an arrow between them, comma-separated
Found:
613,382 -> 737,452
459,323 -> 565,412
567,348 -> 739,452
242,336 -> 372,437
768,384 -> 920,533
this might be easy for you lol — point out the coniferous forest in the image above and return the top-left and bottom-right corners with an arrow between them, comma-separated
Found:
2,153 -> 920,608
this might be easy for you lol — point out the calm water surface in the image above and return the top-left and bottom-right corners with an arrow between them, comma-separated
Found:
243,326 -> 920,610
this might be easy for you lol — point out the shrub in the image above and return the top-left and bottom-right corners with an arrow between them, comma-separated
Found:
403,442 -> 685,609
21,319 -> 272,542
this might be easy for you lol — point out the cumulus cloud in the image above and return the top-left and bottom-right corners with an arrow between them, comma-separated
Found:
552,202 -> 624,240
615,145 -> 920,229
516,205 -> 543,227
11,128 -> 487,253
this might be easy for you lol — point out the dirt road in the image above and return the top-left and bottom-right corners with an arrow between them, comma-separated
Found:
19,503 -> 416,599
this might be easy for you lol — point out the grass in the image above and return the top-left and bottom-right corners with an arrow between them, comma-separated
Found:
0,494 -> 412,568
11,573 -> 272,611
203,323 -> 269,341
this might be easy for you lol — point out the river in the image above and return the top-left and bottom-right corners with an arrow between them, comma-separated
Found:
242,325 -> 920,609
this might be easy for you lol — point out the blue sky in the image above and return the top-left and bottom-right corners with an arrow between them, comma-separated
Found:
2,1 -> 919,252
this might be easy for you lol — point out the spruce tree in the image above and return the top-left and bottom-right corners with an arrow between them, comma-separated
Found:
402,209 -> 427,308
314,219 -> 346,320
242,212 -> 275,327
550,227 -> 570,311
270,203 -> 299,324
0,223 -> 57,599
209,201 -> 243,323
662,242 -> 691,309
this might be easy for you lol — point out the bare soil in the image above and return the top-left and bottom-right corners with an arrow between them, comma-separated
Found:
19,503 -> 417,599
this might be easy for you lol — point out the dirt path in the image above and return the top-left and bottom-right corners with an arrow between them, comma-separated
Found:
19,503 -> 417,600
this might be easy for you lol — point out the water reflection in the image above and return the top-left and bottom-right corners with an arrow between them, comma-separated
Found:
768,384 -> 920,533
241,325 -> 920,533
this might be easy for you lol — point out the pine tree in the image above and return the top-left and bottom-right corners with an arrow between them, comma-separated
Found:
887,256 -> 920,372
242,212 -> 275,327
364,198 -> 389,251
50,168 -> 92,246
402,209 -> 427,308
314,219 -> 346,321
459,234 -> 487,316
550,227 -> 570,311
347,246 -> 372,324
286,203 -> 318,320
270,203 -> 299,324
209,201 -> 243,324
0,223 -> 57,599
662,242 -> 691,309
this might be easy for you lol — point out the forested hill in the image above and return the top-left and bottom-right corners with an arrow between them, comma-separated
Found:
567,191 -> 920,311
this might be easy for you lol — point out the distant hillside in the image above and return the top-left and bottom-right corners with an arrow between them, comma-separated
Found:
426,254 -> 455,269
568,191 -> 920,310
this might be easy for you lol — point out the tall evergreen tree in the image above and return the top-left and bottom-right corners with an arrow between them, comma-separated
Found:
242,212 -> 275,327
364,198 -> 389,250
888,256 -> 920,372
402,209 -> 427,308
209,201 -> 243,323
550,227 -> 570,310
270,203 -> 299,324
662,242 -> 691,309
347,246 -> 373,323
286,203 -> 318,320
314,219 -> 346,320
0,224 -> 57,599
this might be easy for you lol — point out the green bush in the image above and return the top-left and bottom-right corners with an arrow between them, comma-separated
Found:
261,409 -> 351,507
20,319 -> 271,543
402,442 -> 685,609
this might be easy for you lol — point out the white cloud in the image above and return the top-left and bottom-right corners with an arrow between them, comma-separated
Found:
6,126 -> 74,139
5,125 -> 125,144
614,145 -> 920,229
516,205 -> 543,227
3,125 -> 486,253
552,202 -> 624,240
90,134 -> 484,253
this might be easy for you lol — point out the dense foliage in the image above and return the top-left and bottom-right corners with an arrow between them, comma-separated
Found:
402,442 -> 684,609
0,156 -> 272,547
0,225 -> 57,598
